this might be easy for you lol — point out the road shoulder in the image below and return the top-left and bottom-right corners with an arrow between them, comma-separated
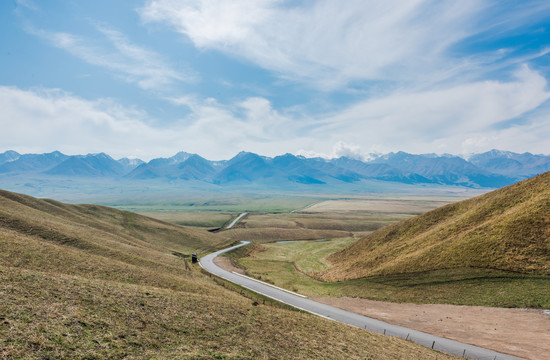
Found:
313,296 -> 550,360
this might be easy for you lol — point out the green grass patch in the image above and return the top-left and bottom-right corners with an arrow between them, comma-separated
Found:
233,241 -> 550,308
252,238 -> 356,273
110,194 -> 322,213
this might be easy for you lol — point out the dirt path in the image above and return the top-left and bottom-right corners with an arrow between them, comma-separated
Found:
313,296 -> 550,360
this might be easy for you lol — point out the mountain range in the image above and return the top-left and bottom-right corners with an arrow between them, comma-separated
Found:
0,149 -> 549,189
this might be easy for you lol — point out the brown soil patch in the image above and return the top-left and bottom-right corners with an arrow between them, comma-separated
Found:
214,256 -> 246,275
313,296 -> 550,360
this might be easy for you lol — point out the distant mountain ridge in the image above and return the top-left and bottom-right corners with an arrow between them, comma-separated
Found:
0,149 -> 548,189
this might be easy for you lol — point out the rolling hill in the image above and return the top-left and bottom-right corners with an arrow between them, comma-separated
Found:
321,171 -> 550,281
0,190 -> 451,359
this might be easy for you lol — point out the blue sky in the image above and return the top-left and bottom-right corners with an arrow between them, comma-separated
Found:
1,0 -> 550,161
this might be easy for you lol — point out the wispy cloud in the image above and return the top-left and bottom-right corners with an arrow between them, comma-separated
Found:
314,66 -> 550,156
0,86 -> 310,160
167,95 -> 314,158
2,74 -> 549,162
139,0 -> 549,89
27,25 -> 194,91
15,0 -> 38,11
5,1 -> 550,159
0,86 -> 178,160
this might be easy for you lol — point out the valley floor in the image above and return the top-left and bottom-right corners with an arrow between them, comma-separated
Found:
139,193 -> 548,360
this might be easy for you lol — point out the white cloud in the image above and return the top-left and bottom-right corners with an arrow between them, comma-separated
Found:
27,26 -> 192,91
0,86 -> 179,160
0,86 -> 313,161
331,141 -> 364,160
314,66 -> 550,155
140,0 -> 532,89
2,64 -> 548,162
168,95 -> 313,159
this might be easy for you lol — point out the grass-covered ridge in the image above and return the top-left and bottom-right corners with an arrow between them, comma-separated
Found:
321,172 -> 550,281
0,189 -> 455,359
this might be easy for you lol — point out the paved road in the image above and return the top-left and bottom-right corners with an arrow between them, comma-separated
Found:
200,241 -> 523,360
226,212 -> 248,229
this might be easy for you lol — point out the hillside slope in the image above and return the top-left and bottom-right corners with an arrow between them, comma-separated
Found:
321,172 -> 550,281
0,190 -> 451,359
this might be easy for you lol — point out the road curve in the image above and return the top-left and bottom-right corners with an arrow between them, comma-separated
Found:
200,241 -> 523,360
226,212 -> 248,229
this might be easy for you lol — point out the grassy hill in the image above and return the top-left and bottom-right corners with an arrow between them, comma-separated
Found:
321,172 -> 550,281
0,190 -> 453,359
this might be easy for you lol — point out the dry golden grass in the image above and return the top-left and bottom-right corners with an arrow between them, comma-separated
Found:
222,211 -> 419,243
0,189 -> 456,359
321,172 -> 550,281
240,212 -> 403,232
223,227 -> 352,242
138,211 -> 233,228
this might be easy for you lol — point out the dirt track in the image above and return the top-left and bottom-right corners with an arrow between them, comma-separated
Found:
314,296 -> 550,360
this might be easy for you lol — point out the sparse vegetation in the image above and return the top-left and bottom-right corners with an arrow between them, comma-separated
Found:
138,211 -> 233,228
220,209 -> 430,243
0,189 -> 456,359
111,193 -> 321,213
232,241 -> 550,307
322,172 -> 550,280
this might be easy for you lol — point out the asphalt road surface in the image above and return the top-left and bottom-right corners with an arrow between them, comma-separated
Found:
225,212 -> 248,229
200,241 -> 524,360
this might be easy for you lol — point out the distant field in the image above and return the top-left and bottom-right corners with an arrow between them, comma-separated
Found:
304,197 -> 458,214
223,227 -> 353,242
224,212 -> 401,242
130,195 -> 458,242
111,194 -> 321,213
220,196 -> 457,242
139,212 -> 233,228
240,212 -> 404,232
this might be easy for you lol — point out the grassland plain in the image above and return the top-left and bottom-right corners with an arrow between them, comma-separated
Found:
304,197 -> 459,214
138,211 -> 234,228
110,192 -> 323,214
220,209 -> 436,243
0,190 -> 457,359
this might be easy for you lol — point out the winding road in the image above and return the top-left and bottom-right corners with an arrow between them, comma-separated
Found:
225,212 -> 248,229
200,241 -> 523,360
